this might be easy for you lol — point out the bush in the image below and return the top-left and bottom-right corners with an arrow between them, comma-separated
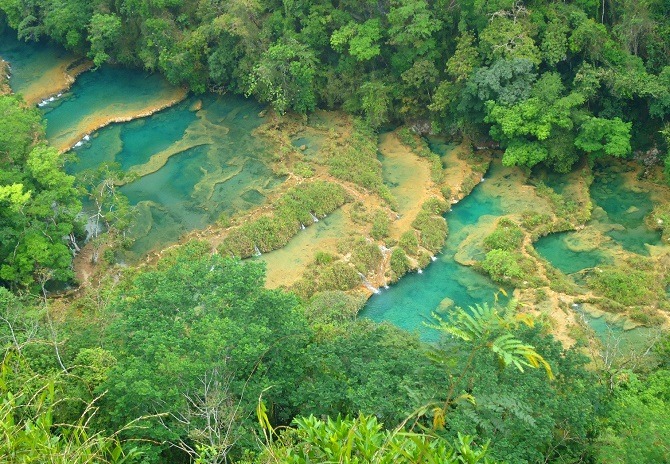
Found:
317,261 -> 360,291
218,181 -> 347,257
399,230 -> 419,255
349,202 -> 369,225
370,210 -> 390,239
484,219 -> 525,251
315,251 -> 335,265
520,211 -> 551,231
417,251 -> 431,268
390,248 -> 410,279
412,210 -> 448,253
587,267 -> 657,306
294,162 -> 314,178
350,238 -> 383,275
481,249 -> 538,286
422,197 -> 449,215
305,290 -> 366,324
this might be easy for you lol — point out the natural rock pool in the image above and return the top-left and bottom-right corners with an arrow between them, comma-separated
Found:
2,35 -> 667,348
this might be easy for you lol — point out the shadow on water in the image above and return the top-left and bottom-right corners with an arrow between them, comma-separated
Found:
0,28 -> 78,104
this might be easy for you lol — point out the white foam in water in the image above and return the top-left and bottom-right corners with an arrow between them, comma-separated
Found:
417,268 -> 423,274
430,255 -> 437,262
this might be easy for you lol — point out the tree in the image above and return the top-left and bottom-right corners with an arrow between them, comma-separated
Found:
78,163 -> 135,264
88,13 -> 123,67
574,116 -> 632,160
427,302 -> 599,463
257,414 -> 498,464
0,96 -> 81,290
596,370 -> 670,463
97,242 -> 310,462
331,19 -> 382,62
247,39 -> 317,114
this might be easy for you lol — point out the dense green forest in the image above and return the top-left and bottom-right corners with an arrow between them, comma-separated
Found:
1,0 -> 670,462
2,0 -> 670,170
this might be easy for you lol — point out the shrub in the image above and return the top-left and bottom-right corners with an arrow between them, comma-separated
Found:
294,161 -> 314,178
520,211 -> 551,231
484,219 -> 525,251
349,202 -> 369,225
412,210 -> 448,253
399,230 -> 419,255
481,249 -> 539,286
370,210 -> 390,240
417,251 -> 431,268
317,261 -> 360,291
422,197 -> 449,215
350,239 -> 383,275
315,251 -> 335,265
587,267 -> 657,306
390,248 -> 410,279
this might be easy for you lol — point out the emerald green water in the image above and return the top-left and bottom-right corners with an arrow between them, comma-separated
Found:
590,167 -> 661,255
361,167 -> 506,340
535,166 -> 662,274
534,232 -> 607,274
41,65 -> 181,150
69,94 -> 276,259
426,136 -> 457,167
0,28 -> 74,102
577,307 -> 655,352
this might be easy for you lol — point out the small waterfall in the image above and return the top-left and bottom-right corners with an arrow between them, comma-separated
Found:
417,268 -> 423,274
74,134 -> 90,148
253,245 -> 262,257
384,284 -> 390,289
300,223 -> 306,230
430,255 -> 437,262
309,212 -> 319,223
358,272 -> 380,294
37,92 -> 63,108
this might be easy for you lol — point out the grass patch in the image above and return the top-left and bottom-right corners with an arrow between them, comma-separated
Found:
411,200 -> 449,253
481,249 -> 544,287
325,118 -> 394,205
370,210 -> 390,240
586,265 -> 662,307
218,181 -> 347,258
484,218 -> 525,251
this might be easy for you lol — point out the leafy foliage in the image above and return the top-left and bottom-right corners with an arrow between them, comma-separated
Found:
0,95 -> 81,289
